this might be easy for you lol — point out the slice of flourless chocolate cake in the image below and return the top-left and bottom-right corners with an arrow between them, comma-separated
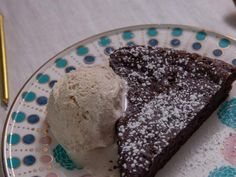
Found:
109,46 -> 236,177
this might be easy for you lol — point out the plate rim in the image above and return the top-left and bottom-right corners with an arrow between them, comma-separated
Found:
2,23 -> 236,177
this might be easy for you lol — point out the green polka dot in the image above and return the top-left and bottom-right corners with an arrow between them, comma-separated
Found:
7,134 -> 20,145
36,74 -> 49,84
196,31 -> 206,41
7,157 -> 21,169
147,28 -> 158,37
53,144 -> 82,170
171,28 -> 183,37
99,37 -> 111,46
22,92 -> 36,102
122,31 -> 134,40
12,112 -> 26,123
219,38 -> 231,48
76,46 -> 89,56
208,166 -> 236,177
55,58 -> 67,68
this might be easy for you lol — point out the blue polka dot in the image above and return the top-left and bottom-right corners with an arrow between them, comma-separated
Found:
217,98 -> 236,129
65,66 -> 76,73
213,49 -> 223,57
122,31 -> 134,40
12,112 -> 26,123
232,59 -> 236,66
208,166 -> 236,177
192,42 -> 202,50
104,47 -> 115,55
23,155 -> 36,166
55,58 -> 67,68
27,114 -> 40,124
127,41 -> 136,46
22,91 -> 36,102
7,134 -> 20,145
148,39 -> 158,46
171,28 -> 183,37
99,36 -> 111,46
170,39 -> 181,46
7,157 -> 21,169
76,46 -> 88,56
147,28 -> 158,37
36,73 -> 49,84
36,73 -> 42,79
219,38 -> 231,48
36,96 -> 48,106
196,31 -> 206,41
84,55 -> 95,64
23,134 -> 35,144
49,80 -> 57,88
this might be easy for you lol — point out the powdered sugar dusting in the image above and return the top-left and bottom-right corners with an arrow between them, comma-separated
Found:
109,46 -> 231,177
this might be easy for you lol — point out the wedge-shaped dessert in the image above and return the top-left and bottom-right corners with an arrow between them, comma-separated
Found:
109,46 -> 236,177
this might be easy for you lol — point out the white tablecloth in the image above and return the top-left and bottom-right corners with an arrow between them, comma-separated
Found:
0,0 -> 235,175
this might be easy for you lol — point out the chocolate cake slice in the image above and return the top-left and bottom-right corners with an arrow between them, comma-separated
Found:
109,46 -> 236,177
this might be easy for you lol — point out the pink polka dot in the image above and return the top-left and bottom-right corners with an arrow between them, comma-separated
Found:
221,133 -> 236,165
39,136 -> 52,145
46,172 -> 58,177
40,155 -> 53,164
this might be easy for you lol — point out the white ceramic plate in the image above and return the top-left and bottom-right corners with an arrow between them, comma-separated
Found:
2,24 -> 236,177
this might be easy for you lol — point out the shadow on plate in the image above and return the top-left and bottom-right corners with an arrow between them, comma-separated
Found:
224,12 -> 236,28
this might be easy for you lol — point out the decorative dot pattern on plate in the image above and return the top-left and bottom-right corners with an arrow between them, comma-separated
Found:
171,39 -> 181,46
36,74 -> 50,84
208,166 -> 236,177
65,66 -> 76,73
23,134 -> 35,144
7,133 -> 20,145
84,55 -> 95,64
49,80 -> 57,88
148,39 -> 158,46
219,38 -> 231,48
22,91 -> 36,102
221,134 -> 236,165
12,111 -> 26,123
232,58 -> 236,66
39,136 -> 52,145
122,31 -> 134,40
7,157 -> 21,169
27,114 -> 40,124
104,47 -> 115,55
171,28 -> 183,37
99,36 -> 111,46
23,155 -> 36,166
127,41 -> 136,46
55,58 -> 67,68
192,42 -> 202,50
147,28 -> 158,37
196,31 -> 206,41
53,144 -> 82,170
213,49 -> 223,57
40,155 -> 53,164
36,96 -> 48,106
217,98 -> 236,129
77,46 -> 89,56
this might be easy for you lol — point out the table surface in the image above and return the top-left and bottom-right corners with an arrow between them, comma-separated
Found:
0,0 -> 236,176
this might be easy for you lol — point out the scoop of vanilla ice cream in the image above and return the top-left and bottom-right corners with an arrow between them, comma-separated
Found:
47,65 -> 125,154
